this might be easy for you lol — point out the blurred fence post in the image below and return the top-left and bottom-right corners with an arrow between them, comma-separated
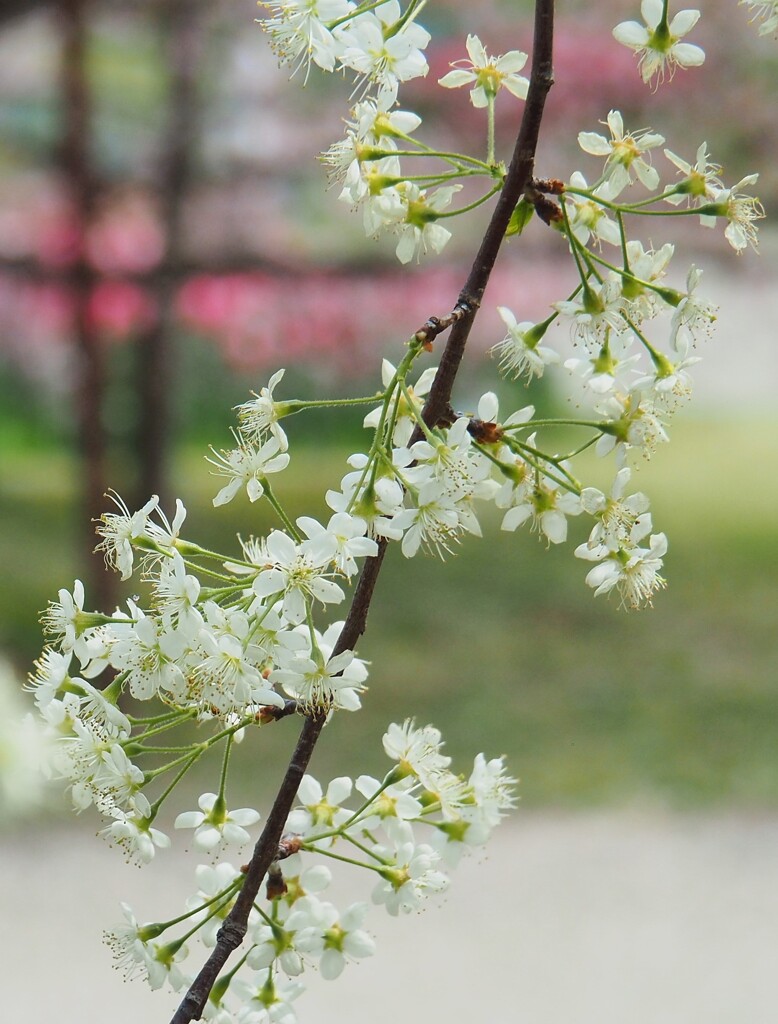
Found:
59,0 -> 114,609
134,0 -> 204,511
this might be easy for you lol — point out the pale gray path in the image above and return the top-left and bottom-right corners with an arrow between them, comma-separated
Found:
3,812 -> 778,1024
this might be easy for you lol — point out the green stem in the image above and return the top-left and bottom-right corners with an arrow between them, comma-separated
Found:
309,777 -> 395,840
399,170 -> 485,185
217,734 -> 233,802
398,379 -> 436,443
378,146 -> 491,171
132,709 -> 198,743
262,481 -> 301,541
559,434 -> 601,461
285,394 -> 384,411
564,185 -> 700,215
346,345 -> 425,515
561,201 -> 598,288
435,183 -> 503,218
621,313 -> 664,367
617,210 -> 629,267
154,878 -> 243,933
146,751 -> 202,818
503,436 -> 582,493
298,842 -> 384,872
502,417 -> 604,431
328,0 -> 388,30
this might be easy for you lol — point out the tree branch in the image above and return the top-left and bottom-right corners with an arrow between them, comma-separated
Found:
169,2 -> 555,1019
420,0 -> 555,430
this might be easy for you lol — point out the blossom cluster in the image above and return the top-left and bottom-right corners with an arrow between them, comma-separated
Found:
261,3 -> 534,262
24,4 -> 774,1021
259,3 -> 765,269
102,721 -> 514,1021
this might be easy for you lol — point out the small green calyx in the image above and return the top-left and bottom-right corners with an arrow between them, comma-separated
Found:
75,610 -> 113,635
372,113 -> 403,141
475,67 -> 501,99
531,487 -> 556,515
323,924 -> 346,952
405,198 -> 438,229
592,344 -> 617,376
674,174 -> 709,199
600,419 -> 629,443
353,485 -> 380,524
273,400 -> 301,419
355,142 -> 387,163
379,865 -> 410,891
582,285 -> 605,316
438,818 -> 471,843
499,460 -> 529,486
208,793 -> 228,827
385,762 -> 413,786
654,286 -> 684,308
614,546 -> 631,569
159,936 -> 186,963
523,321 -> 549,350
620,274 -> 644,301
696,201 -> 729,218
366,172 -> 401,197
653,353 -> 675,380
209,974 -> 231,1005
137,922 -> 166,942
649,21 -> 672,52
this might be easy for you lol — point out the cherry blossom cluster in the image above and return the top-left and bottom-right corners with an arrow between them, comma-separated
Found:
25,3 -> 774,1021
99,721 -> 514,1020
260,3 -> 532,262
258,2 -> 764,270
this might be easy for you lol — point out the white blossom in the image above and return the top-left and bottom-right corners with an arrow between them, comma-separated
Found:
95,492 -> 159,580
257,0 -> 354,76
578,110 -> 664,197
337,2 -> 431,93
371,839 -> 449,915
297,513 -> 378,577
576,532 -> 668,608
563,171 -> 622,247
100,794 -> 171,865
208,433 -> 290,507
438,33 -> 529,107
235,369 -> 290,450
252,530 -> 345,625
580,468 -> 651,550
293,900 -> 376,979
613,0 -> 705,84
492,307 -> 559,382
701,175 -> 764,253
175,792 -> 261,852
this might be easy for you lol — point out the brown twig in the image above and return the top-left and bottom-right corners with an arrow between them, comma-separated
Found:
169,2 -> 555,1019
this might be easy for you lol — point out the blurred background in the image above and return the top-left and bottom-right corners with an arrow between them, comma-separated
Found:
1,0 -> 778,1021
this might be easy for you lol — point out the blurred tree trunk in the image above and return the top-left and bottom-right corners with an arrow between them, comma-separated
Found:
134,0 -> 202,511
59,0 -> 113,609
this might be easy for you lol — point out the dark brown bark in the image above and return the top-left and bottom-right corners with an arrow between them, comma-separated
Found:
170,2 -> 556,1020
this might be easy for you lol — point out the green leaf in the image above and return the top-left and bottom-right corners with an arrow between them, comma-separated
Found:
506,198 -> 534,237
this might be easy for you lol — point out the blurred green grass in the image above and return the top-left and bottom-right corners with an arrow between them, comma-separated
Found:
1,417 -> 777,809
